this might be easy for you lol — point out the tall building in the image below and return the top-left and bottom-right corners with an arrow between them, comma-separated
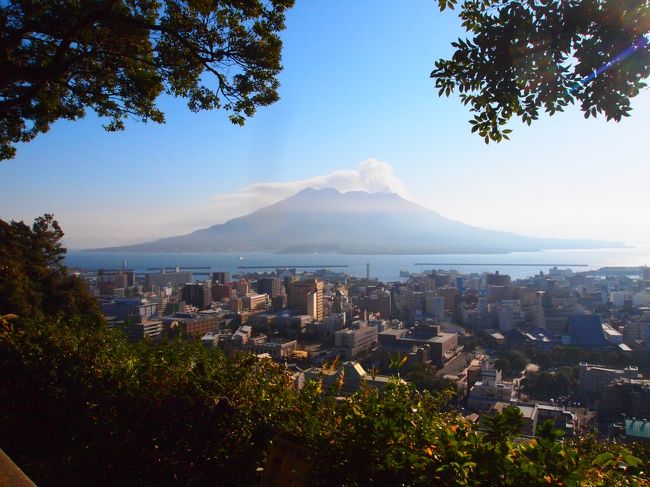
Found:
212,272 -> 231,285
257,277 -> 283,297
360,291 -> 392,319
235,279 -> 251,297
487,271 -> 511,286
424,294 -> 445,321
288,279 -> 324,321
212,282 -> 232,301
182,283 -> 212,310
145,270 -> 192,290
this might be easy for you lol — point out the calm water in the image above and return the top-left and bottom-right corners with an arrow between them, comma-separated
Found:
65,247 -> 650,282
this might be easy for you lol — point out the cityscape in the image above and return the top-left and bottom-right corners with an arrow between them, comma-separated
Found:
81,260 -> 650,441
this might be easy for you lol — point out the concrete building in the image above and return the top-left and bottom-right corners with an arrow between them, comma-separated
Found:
599,378 -> 650,422
161,312 -> 221,337
122,319 -> 164,341
334,322 -> 379,360
145,270 -> 192,290
536,404 -> 577,437
242,337 -> 298,360
212,282 -> 232,301
304,361 -> 395,396
578,363 -> 642,394
487,271 -> 511,286
182,283 -> 212,310
288,279 -> 324,321
438,287 -> 460,312
101,297 -> 159,322
257,277 -> 283,298
425,294 -> 445,321
360,291 -> 392,320
467,368 -> 516,411
212,272 -> 231,285
378,325 -> 458,365
488,402 -> 538,436
243,293 -> 269,311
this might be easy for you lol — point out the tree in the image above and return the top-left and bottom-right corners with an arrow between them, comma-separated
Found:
433,0 -> 650,142
0,215 -> 103,323
0,0 -> 295,160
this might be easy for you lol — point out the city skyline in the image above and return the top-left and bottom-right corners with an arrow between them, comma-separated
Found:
1,0 -> 649,248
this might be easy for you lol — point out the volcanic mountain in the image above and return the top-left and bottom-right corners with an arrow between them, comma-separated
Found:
93,188 -> 623,254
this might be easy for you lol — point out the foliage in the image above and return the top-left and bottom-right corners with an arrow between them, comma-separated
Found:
433,0 -> 650,143
0,214 -> 103,323
1,316 -> 648,486
494,350 -> 528,377
521,367 -> 577,401
0,0 -> 295,160
405,363 -> 458,396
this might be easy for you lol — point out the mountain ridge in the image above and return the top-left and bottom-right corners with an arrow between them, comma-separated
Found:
90,188 -> 625,254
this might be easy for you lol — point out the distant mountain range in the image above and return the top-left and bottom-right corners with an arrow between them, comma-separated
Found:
91,188 -> 624,254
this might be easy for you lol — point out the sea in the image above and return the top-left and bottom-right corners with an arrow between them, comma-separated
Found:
65,246 -> 650,282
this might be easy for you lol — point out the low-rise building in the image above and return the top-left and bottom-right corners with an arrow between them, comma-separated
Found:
578,362 -> 642,394
378,325 -> 458,365
467,368 -> 515,412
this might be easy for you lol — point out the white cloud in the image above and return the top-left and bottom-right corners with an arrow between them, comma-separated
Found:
60,159 -> 408,248
207,158 -> 408,218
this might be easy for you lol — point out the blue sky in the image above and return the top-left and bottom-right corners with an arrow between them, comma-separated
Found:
1,0 -> 649,248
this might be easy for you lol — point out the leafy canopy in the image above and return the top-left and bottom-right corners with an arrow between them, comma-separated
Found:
0,0 -> 295,160
433,0 -> 650,142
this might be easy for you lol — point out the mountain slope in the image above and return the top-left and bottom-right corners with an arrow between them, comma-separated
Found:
92,188 -> 624,253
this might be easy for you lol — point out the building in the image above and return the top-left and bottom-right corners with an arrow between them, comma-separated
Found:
359,291 -> 392,320
334,322 -> 379,360
437,287 -> 460,312
625,418 -> 650,443
257,277 -> 283,298
145,270 -> 193,290
578,363 -> 642,394
288,279 -> 324,321
304,361 -> 395,396
212,272 -> 231,285
487,272 -> 511,286
242,337 -> 298,360
563,314 -> 614,349
161,312 -> 221,337
235,279 -> 251,297
122,319 -> 164,341
536,404 -> 577,437
424,294 -> 445,321
182,283 -> 212,310
599,378 -> 650,422
487,402 -> 538,436
378,325 -> 458,365
212,282 -> 232,301
243,293 -> 269,311
101,297 -> 159,322
467,368 -> 515,411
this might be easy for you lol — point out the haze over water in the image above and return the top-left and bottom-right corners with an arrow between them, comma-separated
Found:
66,246 -> 650,282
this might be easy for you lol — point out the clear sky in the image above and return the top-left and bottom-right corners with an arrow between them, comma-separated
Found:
1,0 -> 649,248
